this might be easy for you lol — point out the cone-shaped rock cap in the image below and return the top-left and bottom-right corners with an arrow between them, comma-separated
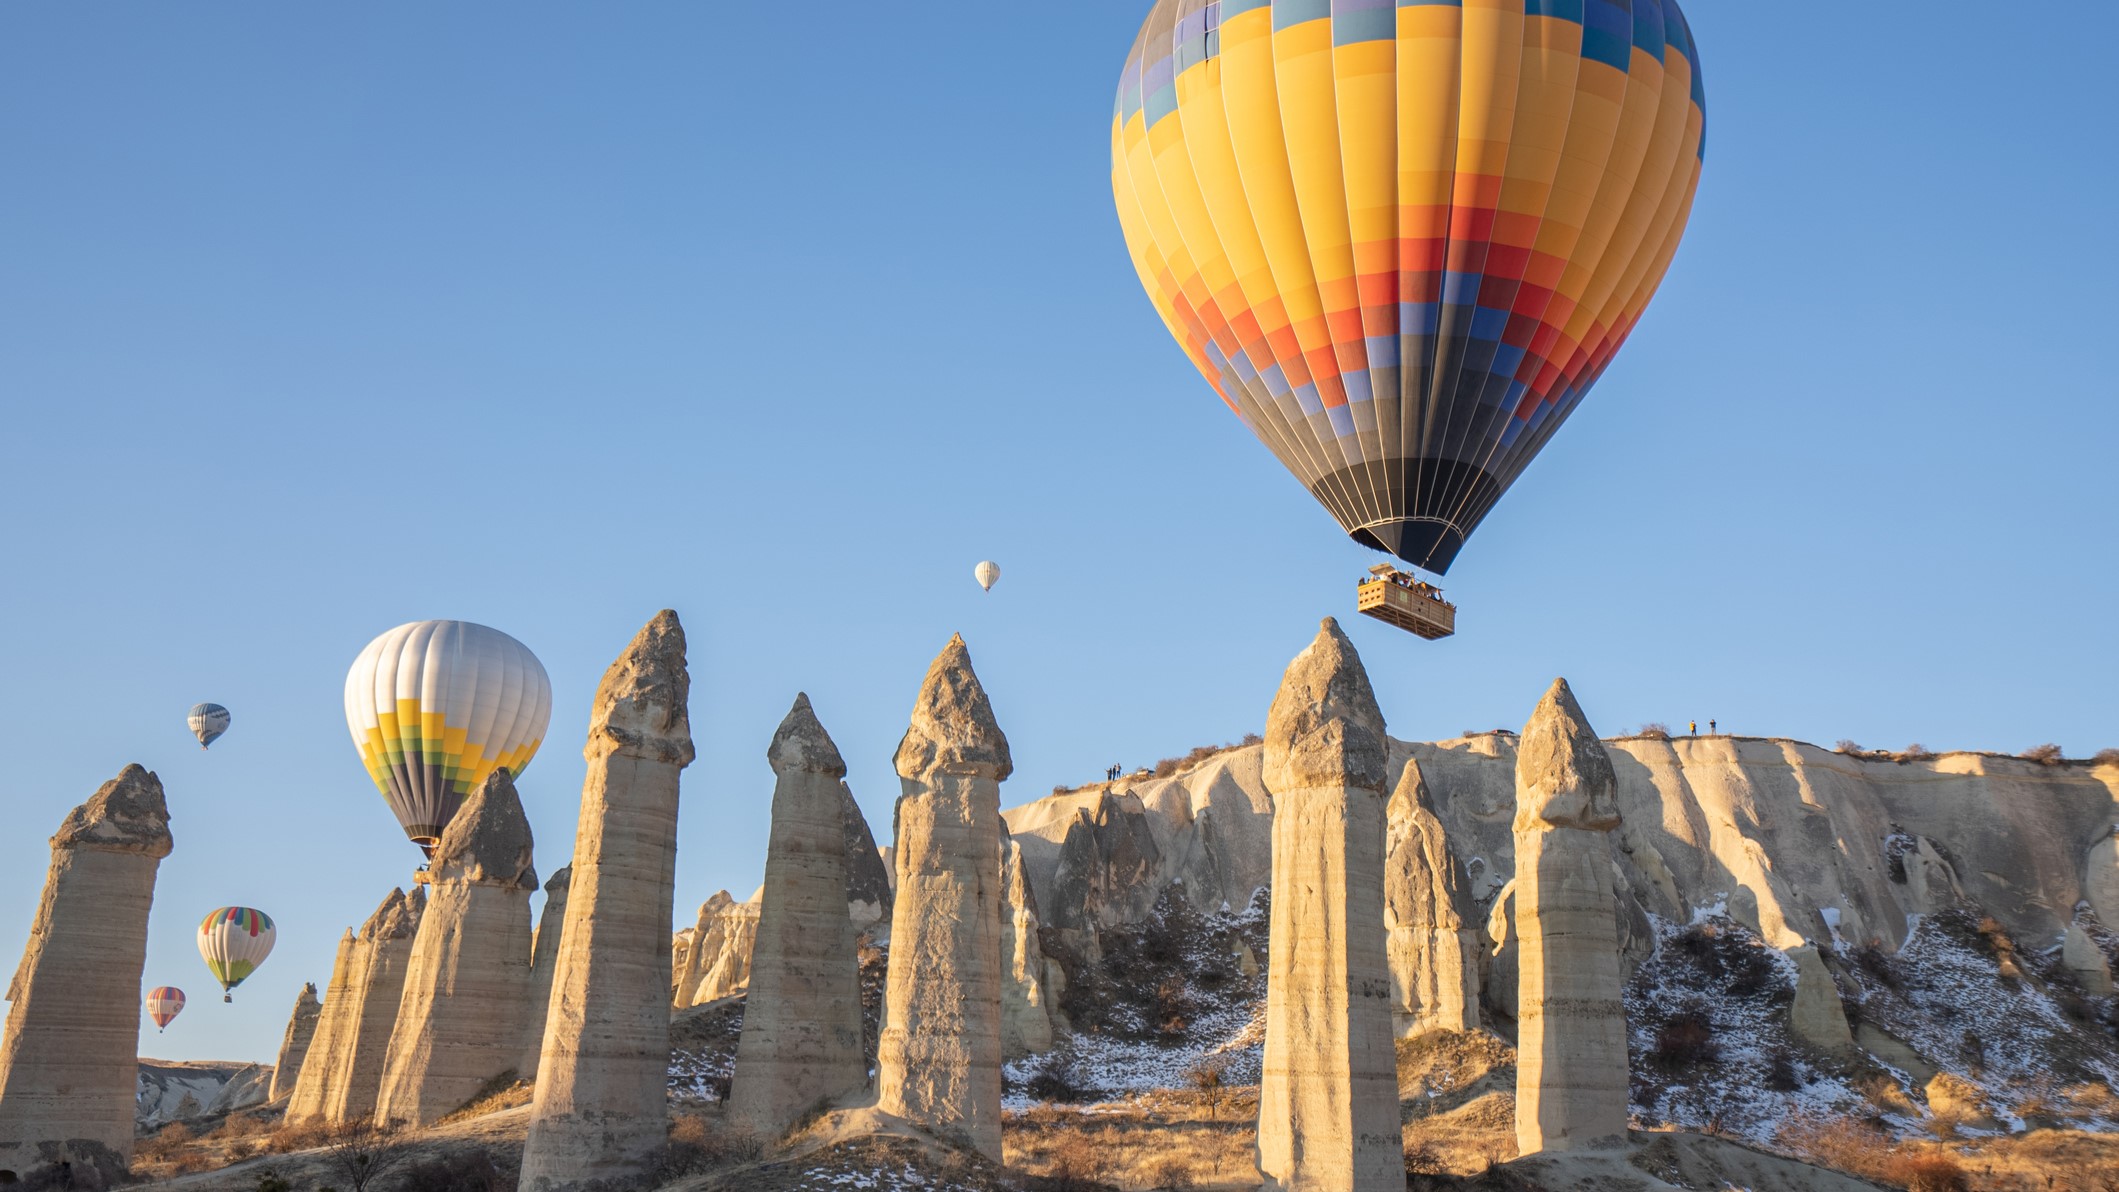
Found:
769,693 -> 847,778
1264,618 -> 1389,792
53,763 -> 174,856
360,888 -> 409,940
296,982 -> 320,1009
543,863 -> 572,899
588,609 -> 695,767
1389,757 -> 1435,820
431,767 -> 538,889
894,633 -> 1013,781
375,885 -> 424,942
1514,678 -> 1620,833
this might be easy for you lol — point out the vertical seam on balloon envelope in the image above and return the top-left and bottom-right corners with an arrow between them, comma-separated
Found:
1162,4 -> 1369,519
1421,0 -> 1526,539
1438,0 -> 1589,536
1139,5 -> 1337,504
1201,1 -> 1378,530
1441,0 -> 1655,537
1465,0 -> 1703,534
1332,0 -> 1404,533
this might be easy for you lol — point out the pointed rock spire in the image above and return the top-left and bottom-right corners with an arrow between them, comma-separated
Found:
588,609 -> 694,765
1515,678 -> 1619,832
895,633 -> 1012,780
770,693 -> 848,778
432,768 -> 538,889
1264,618 -> 1389,793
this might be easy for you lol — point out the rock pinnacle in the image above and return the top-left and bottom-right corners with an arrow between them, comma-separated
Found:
1264,617 -> 1388,793
770,693 -> 848,778
587,608 -> 694,766
894,633 -> 1012,781
1515,678 -> 1619,833
53,764 -> 173,856
431,768 -> 538,889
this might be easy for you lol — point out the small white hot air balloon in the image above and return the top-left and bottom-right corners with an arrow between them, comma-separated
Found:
974,561 -> 1000,592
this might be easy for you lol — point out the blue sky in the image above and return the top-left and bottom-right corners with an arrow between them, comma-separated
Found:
2,3 -> 2114,1064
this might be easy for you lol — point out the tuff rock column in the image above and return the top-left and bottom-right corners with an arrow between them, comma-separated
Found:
268,984 -> 323,1102
322,888 -> 424,1127
376,769 -> 538,1126
728,695 -> 868,1137
1000,831 -> 1056,1057
285,924 -> 367,1122
875,634 -> 1011,1159
520,865 -> 570,1079
519,611 -> 694,1191
1386,758 -> 1482,1036
1513,678 -> 1629,1155
0,765 -> 174,1182
1255,619 -> 1403,1192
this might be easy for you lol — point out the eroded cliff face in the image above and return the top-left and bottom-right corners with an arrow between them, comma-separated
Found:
1002,739 -> 2119,977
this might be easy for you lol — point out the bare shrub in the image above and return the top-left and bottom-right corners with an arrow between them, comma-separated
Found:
322,1121 -> 413,1192
1041,1130 -> 1103,1191
654,1113 -> 761,1179
1882,1152 -> 1970,1192
1150,734 -> 1262,779
253,1169 -> 293,1192
1404,1138 -> 1447,1175
1835,740 -> 1864,755
2020,742 -> 2064,764
1026,1051 -> 1091,1104
1649,1007 -> 1720,1071
1186,1057 -> 1229,1121
1777,1114 -> 1890,1177
136,1121 -> 196,1163
389,1148 -> 513,1192
268,1117 -> 335,1154
1147,1155 -> 1195,1190
1637,723 -> 1672,740
2095,747 -> 2119,767
1898,744 -> 1936,763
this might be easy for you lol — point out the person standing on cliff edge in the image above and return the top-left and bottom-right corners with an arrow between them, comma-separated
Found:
1689,720 -> 1697,736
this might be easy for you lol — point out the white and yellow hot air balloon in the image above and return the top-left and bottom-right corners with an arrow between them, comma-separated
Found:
344,620 -> 552,857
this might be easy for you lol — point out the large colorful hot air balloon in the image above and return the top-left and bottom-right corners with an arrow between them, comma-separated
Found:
188,703 -> 231,749
146,986 -> 186,1032
1112,0 -> 1706,577
344,621 -> 553,856
197,908 -> 275,1002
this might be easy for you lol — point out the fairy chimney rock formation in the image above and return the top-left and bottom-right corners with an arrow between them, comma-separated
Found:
1255,619 -> 1403,1192
285,926 -> 364,1121
728,695 -> 869,1137
1513,678 -> 1629,1155
1386,758 -> 1482,1036
520,611 -> 694,1192
1001,831 -> 1057,1056
876,634 -> 1012,1160
376,769 -> 538,1126
315,887 -> 424,1127
521,864 -> 571,1078
0,765 -> 174,1182
268,984 -> 324,1102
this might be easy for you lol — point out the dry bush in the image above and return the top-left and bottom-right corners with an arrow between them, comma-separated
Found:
1649,1008 -> 1720,1071
1882,1151 -> 1970,1192
1898,744 -> 1937,762
268,1117 -> 335,1154
1185,1057 -> 1230,1121
1025,1051 -> 1092,1104
1835,739 -> 1864,755
1637,723 -> 1672,740
1150,734 -> 1263,779
1041,1130 -> 1103,1190
390,1148 -> 515,1192
2095,747 -> 2119,767
1777,1114 -> 1893,1178
210,1111 -> 273,1141
654,1112 -> 761,1179
321,1121 -> 414,1192
1146,1155 -> 1195,1190
2020,742 -> 2064,764
1404,1138 -> 1447,1175
136,1120 -> 196,1162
